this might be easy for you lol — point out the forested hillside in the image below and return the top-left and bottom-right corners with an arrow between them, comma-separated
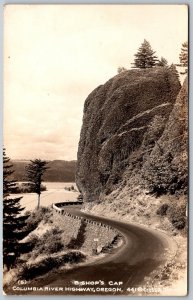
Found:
12,160 -> 76,182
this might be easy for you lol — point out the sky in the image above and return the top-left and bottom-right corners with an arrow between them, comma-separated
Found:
4,4 -> 188,161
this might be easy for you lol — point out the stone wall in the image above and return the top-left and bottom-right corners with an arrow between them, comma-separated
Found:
53,210 -> 82,245
52,204 -> 120,254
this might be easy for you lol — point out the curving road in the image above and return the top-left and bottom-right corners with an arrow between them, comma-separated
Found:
8,207 -> 176,296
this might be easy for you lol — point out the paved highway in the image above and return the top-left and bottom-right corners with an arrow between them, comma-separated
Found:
7,207 -> 176,296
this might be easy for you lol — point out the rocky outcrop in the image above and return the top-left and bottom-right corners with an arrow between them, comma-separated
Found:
76,67 -> 181,202
142,77 -> 188,195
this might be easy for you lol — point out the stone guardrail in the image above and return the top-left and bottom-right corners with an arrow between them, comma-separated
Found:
52,202 -> 119,235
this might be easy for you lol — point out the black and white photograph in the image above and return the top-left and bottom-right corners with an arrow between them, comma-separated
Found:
3,4 -> 188,296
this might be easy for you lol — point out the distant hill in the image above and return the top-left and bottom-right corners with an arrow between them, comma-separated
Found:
12,160 -> 76,182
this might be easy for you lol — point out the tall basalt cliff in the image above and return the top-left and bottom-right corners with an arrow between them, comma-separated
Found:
142,76 -> 188,196
76,67 -> 181,202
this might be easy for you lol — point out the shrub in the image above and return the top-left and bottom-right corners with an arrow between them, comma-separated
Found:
142,152 -> 187,197
25,206 -> 53,231
156,204 -> 169,216
142,115 -> 166,149
20,252 -> 86,280
117,66 -> 127,74
14,183 -> 47,194
31,227 -> 64,257
168,204 -> 186,230
64,185 -> 77,191
29,234 -> 39,247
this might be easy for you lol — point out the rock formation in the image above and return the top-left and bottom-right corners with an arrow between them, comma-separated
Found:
76,67 -> 181,202
142,76 -> 188,196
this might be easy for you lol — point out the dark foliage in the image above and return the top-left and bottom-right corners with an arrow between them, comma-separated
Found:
143,151 -> 186,197
31,227 -> 64,257
19,242 -> 35,254
142,115 -> 166,149
156,204 -> 169,216
168,204 -> 186,230
25,159 -> 49,209
179,41 -> 188,74
25,206 -> 53,232
132,39 -> 158,69
157,57 -> 168,67
3,149 -> 30,270
20,252 -> 86,280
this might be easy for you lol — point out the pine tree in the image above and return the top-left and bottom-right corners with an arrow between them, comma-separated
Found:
3,149 -> 29,270
169,63 -> 180,80
157,57 -> 168,67
132,39 -> 158,69
179,41 -> 188,74
25,159 -> 49,209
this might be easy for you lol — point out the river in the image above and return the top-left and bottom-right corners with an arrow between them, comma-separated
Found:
13,182 -> 79,211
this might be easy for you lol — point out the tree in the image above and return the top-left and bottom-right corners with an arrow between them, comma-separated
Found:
179,41 -> 188,74
117,66 -> 127,74
132,39 -> 158,69
25,159 -> 49,209
3,149 -> 29,270
157,57 -> 168,67
169,63 -> 180,80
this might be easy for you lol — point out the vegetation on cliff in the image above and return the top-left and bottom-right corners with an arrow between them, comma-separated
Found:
132,39 -> 158,69
179,41 -> 188,74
